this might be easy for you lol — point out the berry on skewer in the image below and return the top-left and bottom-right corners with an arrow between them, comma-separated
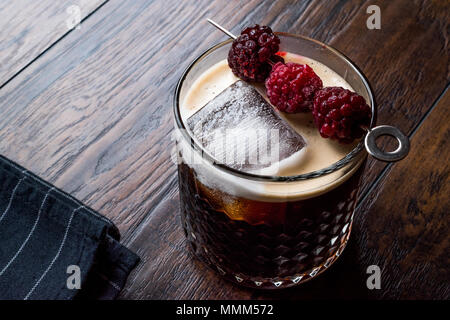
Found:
312,87 -> 371,144
207,19 -> 371,144
265,62 -> 323,113
208,19 -> 283,82
208,19 -> 323,113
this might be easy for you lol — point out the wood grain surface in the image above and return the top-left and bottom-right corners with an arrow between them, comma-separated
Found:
0,0 -> 106,87
352,90 -> 449,299
0,0 -> 448,299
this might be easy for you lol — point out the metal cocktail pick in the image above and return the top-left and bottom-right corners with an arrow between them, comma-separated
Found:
207,19 -> 410,162
207,19 -> 237,39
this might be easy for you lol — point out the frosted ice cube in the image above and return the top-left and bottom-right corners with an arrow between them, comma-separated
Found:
187,80 -> 306,173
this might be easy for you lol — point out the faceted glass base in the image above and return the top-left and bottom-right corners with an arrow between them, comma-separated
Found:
185,220 -> 352,289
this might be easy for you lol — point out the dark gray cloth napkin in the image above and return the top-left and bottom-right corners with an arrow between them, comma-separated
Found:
0,155 -> 140,300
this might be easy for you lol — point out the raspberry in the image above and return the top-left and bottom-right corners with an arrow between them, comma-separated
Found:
228,25 -> 282,82
265,62 -> 323,113
312,87 -> 371,143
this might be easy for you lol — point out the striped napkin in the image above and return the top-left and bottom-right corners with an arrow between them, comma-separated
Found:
0,155 -> 139,300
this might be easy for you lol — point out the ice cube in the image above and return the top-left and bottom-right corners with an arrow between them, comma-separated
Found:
187,80 -> 306,173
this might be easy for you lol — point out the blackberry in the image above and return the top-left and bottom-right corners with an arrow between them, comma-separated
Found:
228,25 -> 281,82
265,62 -> 323,113
312,87 -> 371,143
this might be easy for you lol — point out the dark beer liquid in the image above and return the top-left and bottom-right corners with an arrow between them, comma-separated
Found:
178,162 -> 364,289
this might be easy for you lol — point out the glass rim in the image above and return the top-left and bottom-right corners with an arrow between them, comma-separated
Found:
173,32 -> 376,182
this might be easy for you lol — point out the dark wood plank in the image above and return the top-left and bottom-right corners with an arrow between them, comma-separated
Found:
349,90 -> 450,299
0,0 -> 106,87
0,0 -> 448,299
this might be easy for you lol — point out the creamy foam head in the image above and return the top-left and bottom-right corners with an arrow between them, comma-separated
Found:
178,53 -> 365,201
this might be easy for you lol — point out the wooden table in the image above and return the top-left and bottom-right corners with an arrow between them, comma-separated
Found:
0,0 -> 448,300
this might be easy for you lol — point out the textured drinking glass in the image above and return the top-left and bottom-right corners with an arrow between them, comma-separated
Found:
173,34 -> 375,289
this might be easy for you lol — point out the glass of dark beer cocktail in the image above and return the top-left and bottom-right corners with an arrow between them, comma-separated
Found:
173,34 -> 375,289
